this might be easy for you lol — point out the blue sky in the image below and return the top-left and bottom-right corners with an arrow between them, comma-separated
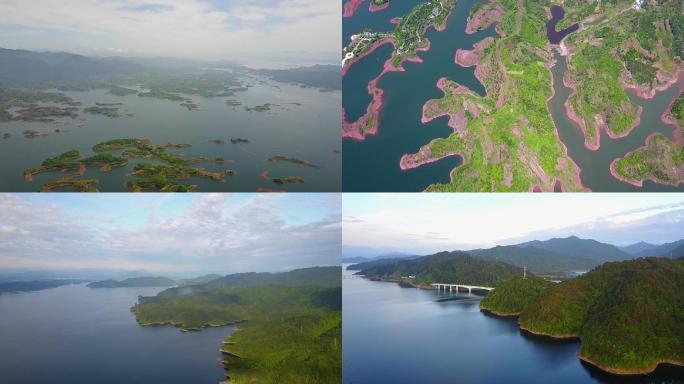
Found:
0,193 -> 341,275
343,193 -> 684,256
0,0 -> 340,59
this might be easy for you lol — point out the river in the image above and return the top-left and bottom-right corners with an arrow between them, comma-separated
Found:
0,284 -> 233,384
342,265 -> 684,384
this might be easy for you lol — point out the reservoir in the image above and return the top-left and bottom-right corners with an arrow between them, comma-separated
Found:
0,284 -> 234,384
342,265 -> 684,384
343,0 -> 494,191
0,75 -> 341,192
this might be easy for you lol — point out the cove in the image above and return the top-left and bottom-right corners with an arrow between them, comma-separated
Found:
342,265 -> 684,384
548,52 -> 684,191
0,284 -> 234,384
342,0 -> 496,191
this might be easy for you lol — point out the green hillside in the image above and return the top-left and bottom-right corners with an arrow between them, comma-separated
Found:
132,266 -> 341,384
488,258 -> 684,374
471,245 -> 597,273
519,236 -> 631,264
479,276 -> 554,316
356,252 -> 522,287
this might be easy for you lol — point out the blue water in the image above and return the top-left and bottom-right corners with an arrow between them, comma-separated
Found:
342,0 -> 495,191
343,265 -> 684,384
0,284 -> 233,384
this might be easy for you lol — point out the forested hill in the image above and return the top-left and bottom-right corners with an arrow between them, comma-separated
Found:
470,245 -> 596,273
87,276 -> 176,288
356,252 -> 522,287
482,257 -> 684,375
518,236 -> 631,264
133,265 -> 341,384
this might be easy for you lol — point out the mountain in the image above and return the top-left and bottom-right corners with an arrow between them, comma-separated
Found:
518,236 -> 631,264
618,241 -> 660,255
342,256 -> 371,264
200,266 -> 340,289
0,279 -> 87,294
633,239 -> 684,258
490,257 -> 684,375
356,251 -> 523,287
252,64 -> 341,90
176,274 -> 222,286
87,276 -> 176,288
0,48 -> 145,87
470,245 -> 597,274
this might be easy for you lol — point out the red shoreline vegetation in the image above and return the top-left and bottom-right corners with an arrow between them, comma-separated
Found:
562,70 -> 644,151
465,3 -> 504,35
342,38 -> 430,140
343,0 -> 365,18
369,0 -> 390,13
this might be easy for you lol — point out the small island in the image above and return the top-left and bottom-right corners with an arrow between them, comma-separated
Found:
87,277 -> 176,288
266,155 -> 321,169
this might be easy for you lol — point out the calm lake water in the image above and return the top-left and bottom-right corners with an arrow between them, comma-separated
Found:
0,284 -> 233,384
342,0 -> 684,191
343,0 -> 492,191
342,265 -> 684,384
0,75 -> 341,192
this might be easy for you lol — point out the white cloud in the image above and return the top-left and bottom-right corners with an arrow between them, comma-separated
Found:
0,0 -> 340,59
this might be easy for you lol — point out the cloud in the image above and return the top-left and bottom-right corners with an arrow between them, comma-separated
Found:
0,0 -> 340,59
0,194 -> 341,275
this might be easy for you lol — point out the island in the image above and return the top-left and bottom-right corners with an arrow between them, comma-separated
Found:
0,279 -> 87,294
610,92 -> 684,187
131,266 -> 341,383
24,138 -> 237,192
266,155 -> 321,169
481,257 -> 684,375
87,277 -> 176,288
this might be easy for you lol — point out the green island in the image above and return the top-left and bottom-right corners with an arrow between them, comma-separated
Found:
273,176 -> 304,185
481,258 -> 684,375
84,106 -> 121,117
24,138 -> 236,192
107,86 -> 138,96
244,103 -> 275,112
231,138 -> 250,144
612,92 -> 684,186
266,155 -> 321,169
132,266 -> 341,384
343,0 -> 453,70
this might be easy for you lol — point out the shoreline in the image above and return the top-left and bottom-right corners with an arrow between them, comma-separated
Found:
479,307 -> 520,318
342,3 -> 455,140
343,0 -> 365,18
578,355 -> 684,376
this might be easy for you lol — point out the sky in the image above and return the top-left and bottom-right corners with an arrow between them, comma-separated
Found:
0,0 -> 340,59
0,193 -> 341,275
343,193 -> 684,257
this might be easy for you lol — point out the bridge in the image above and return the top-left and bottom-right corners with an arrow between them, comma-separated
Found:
431,283 -> 494,294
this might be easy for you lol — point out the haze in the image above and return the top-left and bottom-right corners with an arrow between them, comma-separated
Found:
344,193 -> 684,255
0,193 -> 341,275
0,0 -> 340,61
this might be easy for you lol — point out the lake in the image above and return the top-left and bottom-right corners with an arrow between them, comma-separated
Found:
0,74 -> 341,192
0,284 -> 233,384
342,265 -> 684,384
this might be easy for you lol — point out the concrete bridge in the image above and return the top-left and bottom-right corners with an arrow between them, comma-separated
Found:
431,283 -> 494,294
